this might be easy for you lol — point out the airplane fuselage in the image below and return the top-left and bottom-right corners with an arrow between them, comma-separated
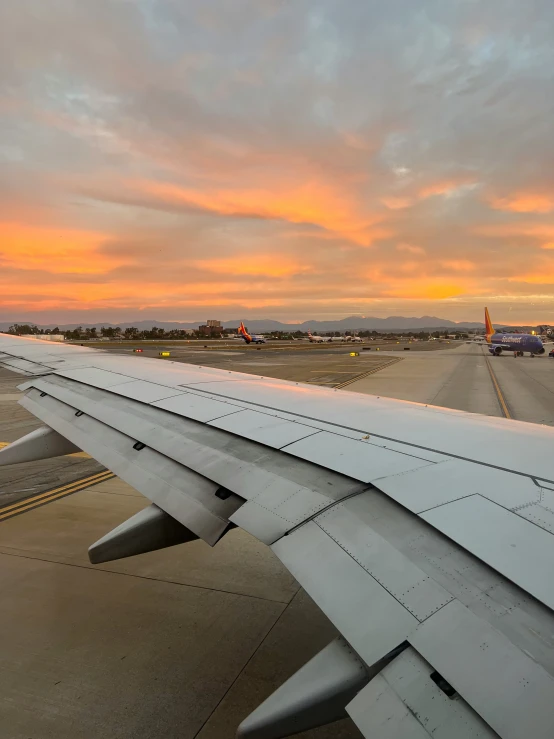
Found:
489,334 -> 545,355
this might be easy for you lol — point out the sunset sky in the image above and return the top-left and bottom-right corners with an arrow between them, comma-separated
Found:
2,0 -> 554,325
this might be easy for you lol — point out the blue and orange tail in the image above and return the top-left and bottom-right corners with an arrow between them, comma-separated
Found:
238,321 -> 252,344
484,307 -> 494,342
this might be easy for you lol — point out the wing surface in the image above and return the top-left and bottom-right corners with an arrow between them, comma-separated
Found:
2,333 -> 554,738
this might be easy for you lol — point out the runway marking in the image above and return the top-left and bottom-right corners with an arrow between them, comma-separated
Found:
0,469 -> 114,521
335,357 -> 403,389
485,356 -> 512,419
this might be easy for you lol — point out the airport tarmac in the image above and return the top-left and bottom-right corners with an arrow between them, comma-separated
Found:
2,342 -> 554,738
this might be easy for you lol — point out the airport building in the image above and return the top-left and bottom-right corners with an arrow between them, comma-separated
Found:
198,319 -> 223,336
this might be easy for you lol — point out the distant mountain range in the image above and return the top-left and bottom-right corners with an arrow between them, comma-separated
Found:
0,315 -> 520,332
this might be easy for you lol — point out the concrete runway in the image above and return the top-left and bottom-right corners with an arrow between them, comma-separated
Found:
345,343 -> 554,425
2,341 -> 554,738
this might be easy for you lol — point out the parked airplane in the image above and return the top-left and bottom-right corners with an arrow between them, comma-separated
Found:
485,307 -> 546,356
238,322 -> 266,344
307,331 -> 325,343
327,336 -> 346,342
347,336 -> 363,343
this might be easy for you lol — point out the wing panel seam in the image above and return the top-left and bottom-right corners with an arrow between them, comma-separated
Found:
312,509 -> 454,622
181,386 -> 554,486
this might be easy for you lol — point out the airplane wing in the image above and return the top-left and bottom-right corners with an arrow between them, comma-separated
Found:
2,333 -> 554,739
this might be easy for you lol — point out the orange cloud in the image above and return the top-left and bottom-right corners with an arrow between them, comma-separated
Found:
0,222 -> 119,274
132,179 -> 390,246
397,243 -> 425,255
194,255 -> 309,277
419,178 -> 477,199
381,196 -> 414,210
441,260 -> 476,271
473,222 -> 554,240
386,281 -> 467,300
380,177 -> 477,213
489,194 -> 554,214
508,273 -> 554,285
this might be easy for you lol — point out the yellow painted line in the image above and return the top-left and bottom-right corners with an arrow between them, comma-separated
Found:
0,469 -> 113,514
0,470 -> 114,519
485,356 -> 511,419
0,442 -> 7,449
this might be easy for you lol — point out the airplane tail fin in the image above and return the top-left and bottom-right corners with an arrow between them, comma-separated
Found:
485,307 -> 494,341
238,321 -> 252,344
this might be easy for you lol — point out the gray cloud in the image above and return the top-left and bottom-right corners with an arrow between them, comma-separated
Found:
2,0 -> 554,324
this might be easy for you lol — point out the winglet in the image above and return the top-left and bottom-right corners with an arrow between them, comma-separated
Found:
484,307 -> 494,341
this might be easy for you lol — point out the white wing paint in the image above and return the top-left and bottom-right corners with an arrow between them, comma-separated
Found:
2,333 -> 554,739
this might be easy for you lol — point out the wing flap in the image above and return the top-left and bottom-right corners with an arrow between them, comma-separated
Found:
20,376 -> 364,540
410,600 -> 554,739
0,357 -> 51,375
20,388 -> 243,545
421,495 -> 554,611
347,648 -> 499,739
315,499 -> 454,621
272,521 -> 418,666
347,674 -> 432,739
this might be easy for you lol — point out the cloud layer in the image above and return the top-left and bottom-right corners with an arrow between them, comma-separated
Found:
2,0 -> 554,324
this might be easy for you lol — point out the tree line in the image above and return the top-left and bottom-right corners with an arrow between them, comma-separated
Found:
5,324 -> 470,341
6,324 -> 193,340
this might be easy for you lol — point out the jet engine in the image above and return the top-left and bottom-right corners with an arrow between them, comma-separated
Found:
489,346 -> 503,355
